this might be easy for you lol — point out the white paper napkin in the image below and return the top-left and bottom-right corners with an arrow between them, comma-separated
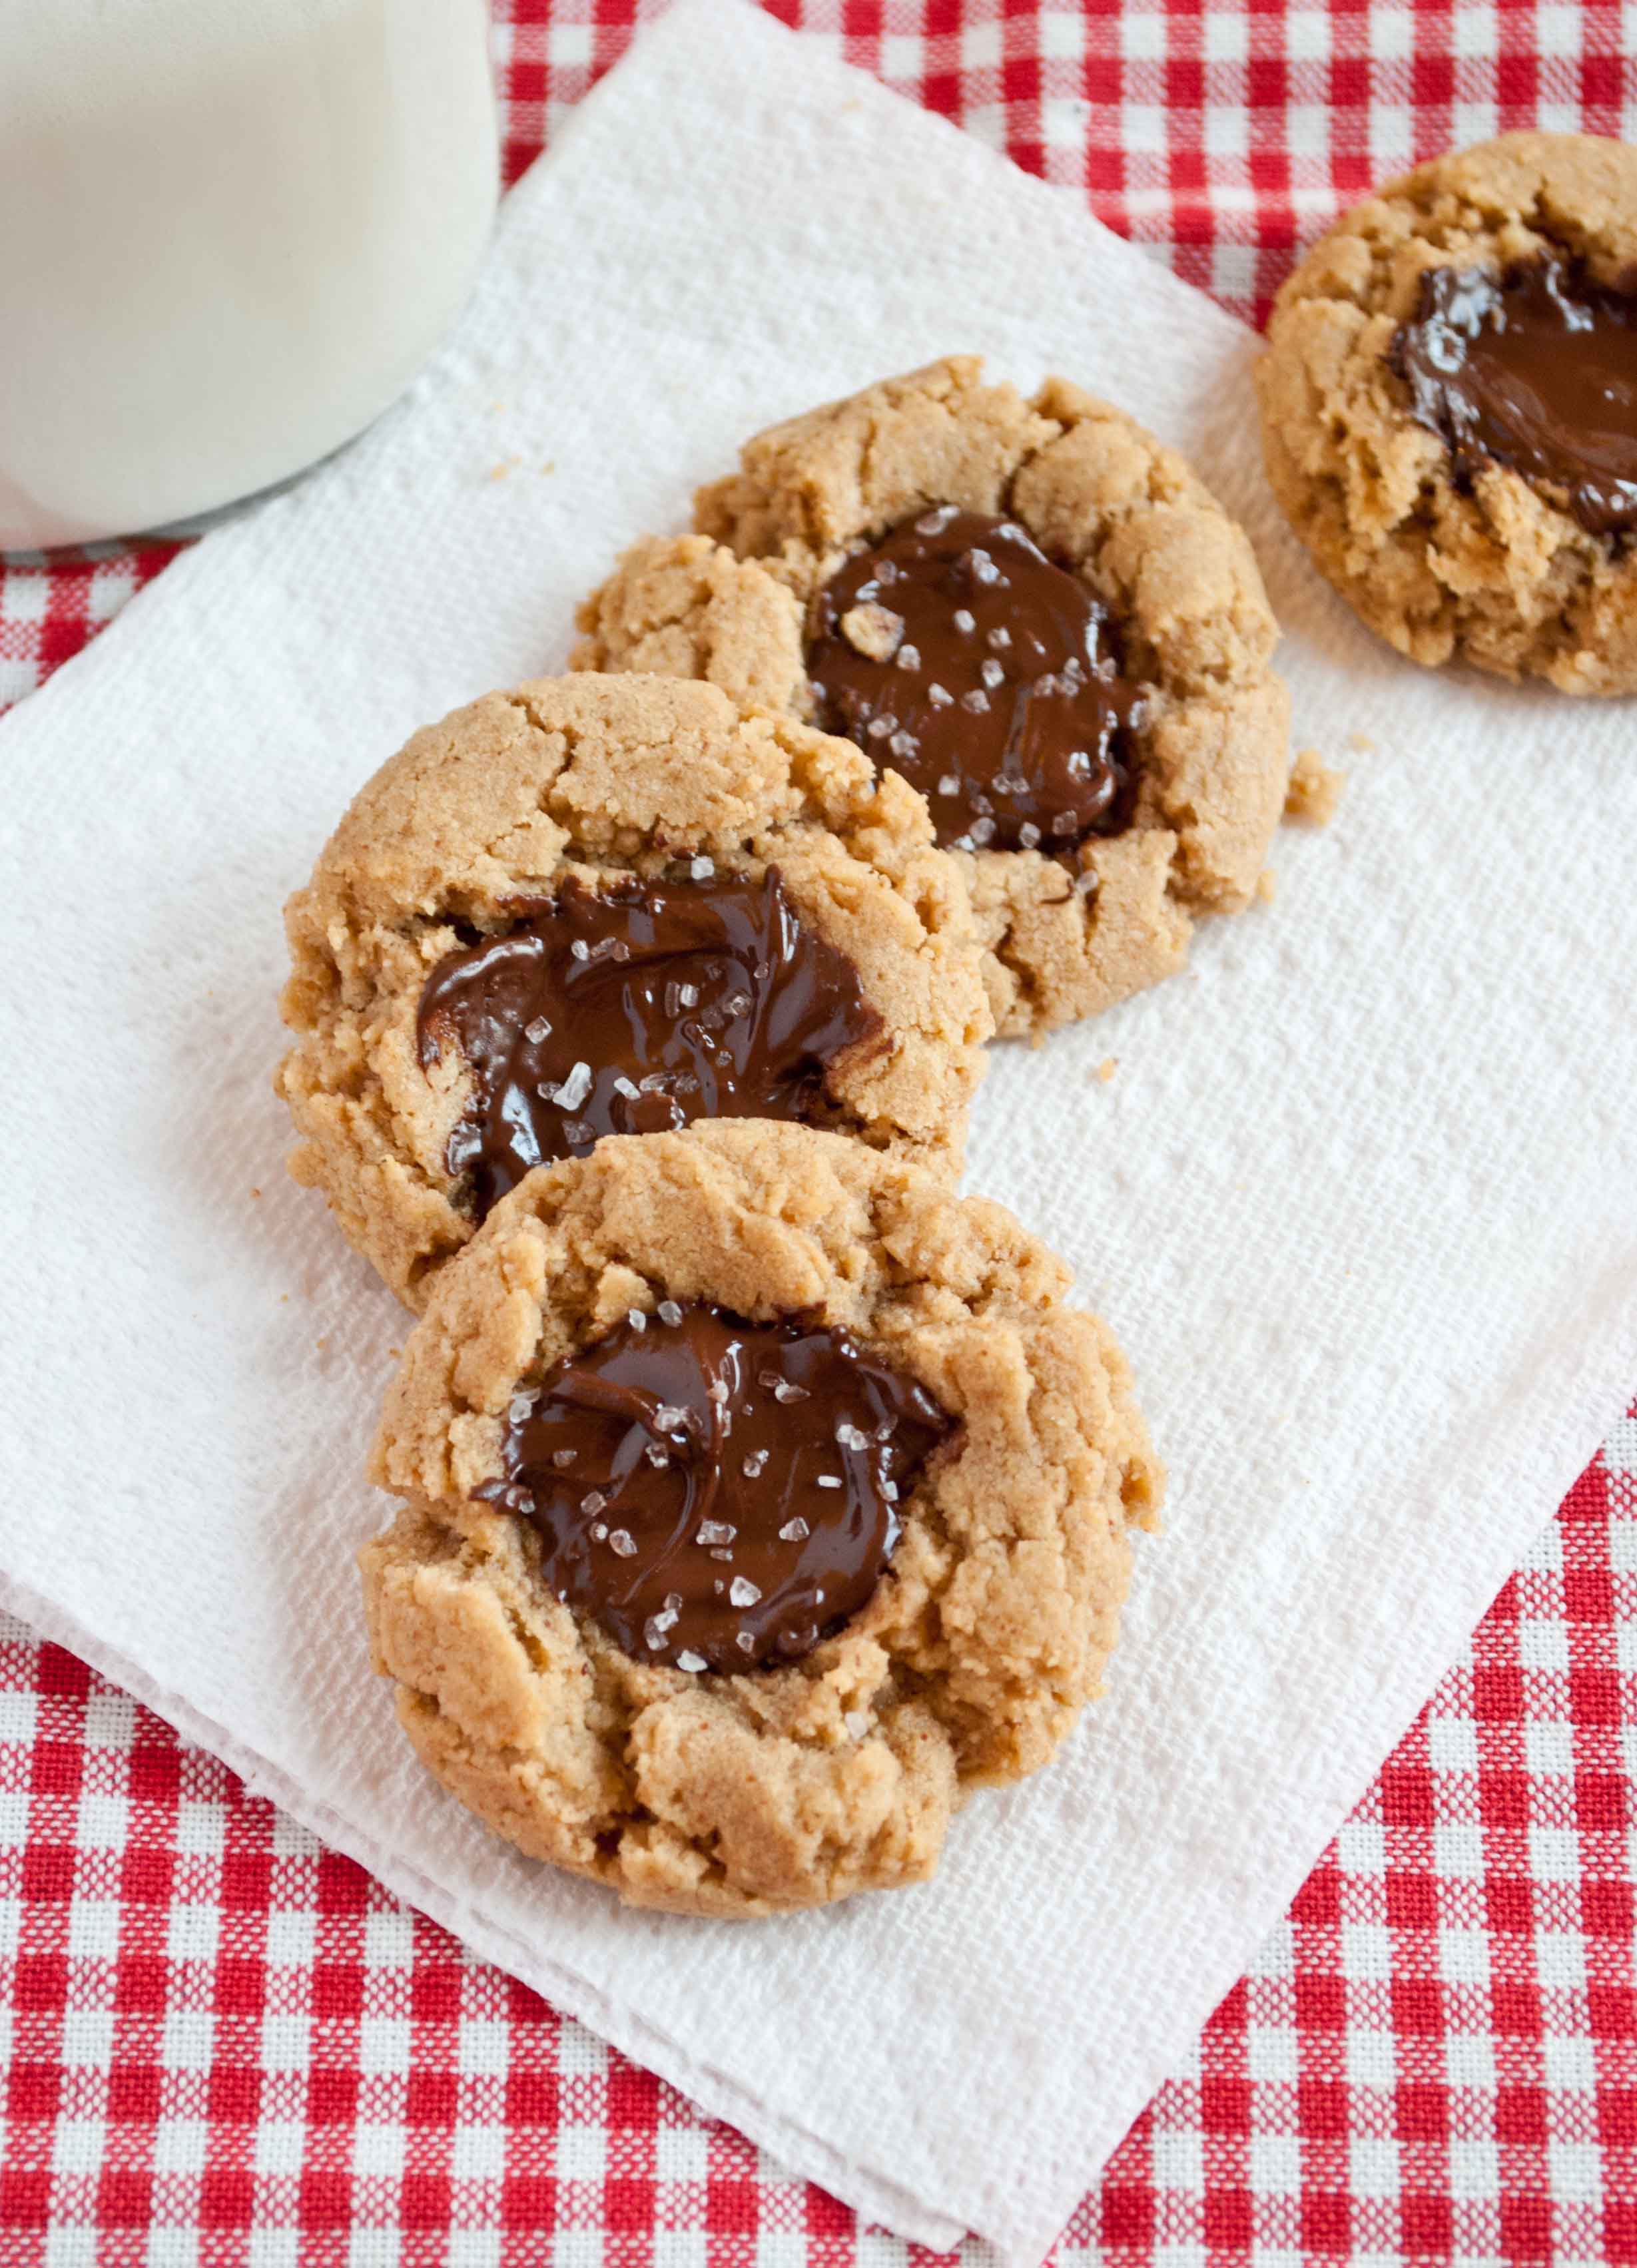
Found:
3,5 -> 1635,2258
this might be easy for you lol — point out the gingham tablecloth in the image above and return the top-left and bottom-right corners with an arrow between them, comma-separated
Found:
3,7 -> 1634,2261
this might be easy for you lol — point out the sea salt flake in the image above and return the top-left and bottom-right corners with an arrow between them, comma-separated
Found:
653,1404 -> 688,1434
736,1632 -> 757,1654
894,643 -> 921,673
552,1448 -> 577,1468
778,1516 -> 809,1542
887,730 -> 918,760
927,683 -> 953,707
844,1710 -> 869,1739
607,1529 -> 637,1558
709,1549 -> 735,1563
507,1395 -> 535,1424
773,1379 -> 809,1403
696,1520 -> 737,1547
835,1422 -> 868,1450
969,816 -> 996,846
916,505 -> 958,535
815,1474 -> 843,1490
1018,822 -> 1042,850
690,854 -> 714,879
952,608 -> 976,633
612,1075 -> 639,1100
882,1480 -> 899,1502
644,1443 -> 669,1468
967,549 -> 1000,584
729,1576 -> 761,1608
961,689 -> 990,714
561,1119 -> 593,1147
980,657 -> 1005,690
936,774 -> 959,797
581,1491 -> 607,1517
627,1307 -> 647,1331
555,1060 -> 593,1113
864,712 -> 898,740
657,1300 -> 683,1327
523,1017 -> 552,1044
986,627 -> 1012,651
742,1450 -> 769,1479
675,1650 -> 708,1674
590,1522 -> 607,1541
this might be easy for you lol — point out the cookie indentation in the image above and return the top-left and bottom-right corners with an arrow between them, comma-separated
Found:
417,870 -> 882,1217
1391,257 -> 1637,535
476,1302 -> 952,1672
807,508 -> 1146,854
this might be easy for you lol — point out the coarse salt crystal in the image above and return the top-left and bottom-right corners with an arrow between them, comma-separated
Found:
555,1060 -> 593,1112
675,1650 -> 707,1674
771,1378 -> 809,1403
952,608 -> 976,633
736,1632 -> 757,1654
927,682 -> 952,707
690,854 -> 714,879
728,1576 -> 761,1608
894,643 -> 921,672
986,627 -> 1011,650
834,1422 -> 867,1450
581,1490 -> 607,1516
778,1516 -> 809,1542
627,1307 -> 646,1331
1018,822 -> 1041,850
865,713 -> 898,740
962,689 -> 990,714
816,1474 -> 842,1490
644,1443 -> 668,1468
657,1300 -> 682,1327
742,1450 -> 769,1478
696,1520 -> 736,1547
612,1075 -> 639,1100
607,1529 -> 636,1558
937,773 -> 959,797
552,1448 -> 576,1468
916,505 -> 958,535
523,1016 -> 552,1043
844,1709 -> 869,1739
981,657 -> 1004,690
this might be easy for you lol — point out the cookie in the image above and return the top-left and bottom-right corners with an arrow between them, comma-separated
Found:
1258,132 -> 1637,693
573,356 -> 1291,1037
277,673 -> 990,1308
362,1120 -> 1162,1916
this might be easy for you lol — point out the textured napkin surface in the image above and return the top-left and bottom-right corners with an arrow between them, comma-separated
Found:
3,5 -> 1636,2260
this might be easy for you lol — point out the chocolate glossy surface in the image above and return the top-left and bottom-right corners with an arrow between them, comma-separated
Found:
477,1303 -> 953,1671
418,870 -> 882,1218
1391,256 -> 1637,535
807,507 -> 1145,853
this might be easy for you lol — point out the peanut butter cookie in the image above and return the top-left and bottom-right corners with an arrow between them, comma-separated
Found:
574,356 -> 1291,1037
1259,132 -> 1637,693
277,674 -> 990,1307
362,1121 -> 1162,1916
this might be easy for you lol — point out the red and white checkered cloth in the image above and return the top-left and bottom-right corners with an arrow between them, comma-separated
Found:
3,6 -> 1634,2261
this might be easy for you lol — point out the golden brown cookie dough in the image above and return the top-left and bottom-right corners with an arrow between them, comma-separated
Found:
362,1121 -> 1162,1917
1259,133 -> 1637,693
277,674 -> 990,1308
574,356 -> 1291,1039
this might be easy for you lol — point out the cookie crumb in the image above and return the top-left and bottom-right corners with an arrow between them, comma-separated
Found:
250,1187 -> 262,1199
1347,730 -> 1375,754
839,602 -> 903,662
1095,1056 -> 1118,1084
1284,746 -> 1346,826
1255,869 -> 1278,905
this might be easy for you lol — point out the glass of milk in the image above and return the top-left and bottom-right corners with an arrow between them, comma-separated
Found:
0,0 -> 499,551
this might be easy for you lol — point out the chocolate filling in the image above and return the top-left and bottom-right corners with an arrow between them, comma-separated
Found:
1390,255 -> 1637,535
807,506 -> 1146,854
417,869 -> 882,1219
476,1302 -> 953,1671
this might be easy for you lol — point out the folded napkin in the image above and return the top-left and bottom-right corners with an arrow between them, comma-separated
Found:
3,4 -> 1635,2258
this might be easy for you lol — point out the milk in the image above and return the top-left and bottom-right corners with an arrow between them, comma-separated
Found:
0,0 -> 499,549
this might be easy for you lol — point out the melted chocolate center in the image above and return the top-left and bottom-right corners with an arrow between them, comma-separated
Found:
1390,256 -> 1637,535
417,870 -> 882,1219
807,507 -> 1146,854
477,1303 -> 952,1671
